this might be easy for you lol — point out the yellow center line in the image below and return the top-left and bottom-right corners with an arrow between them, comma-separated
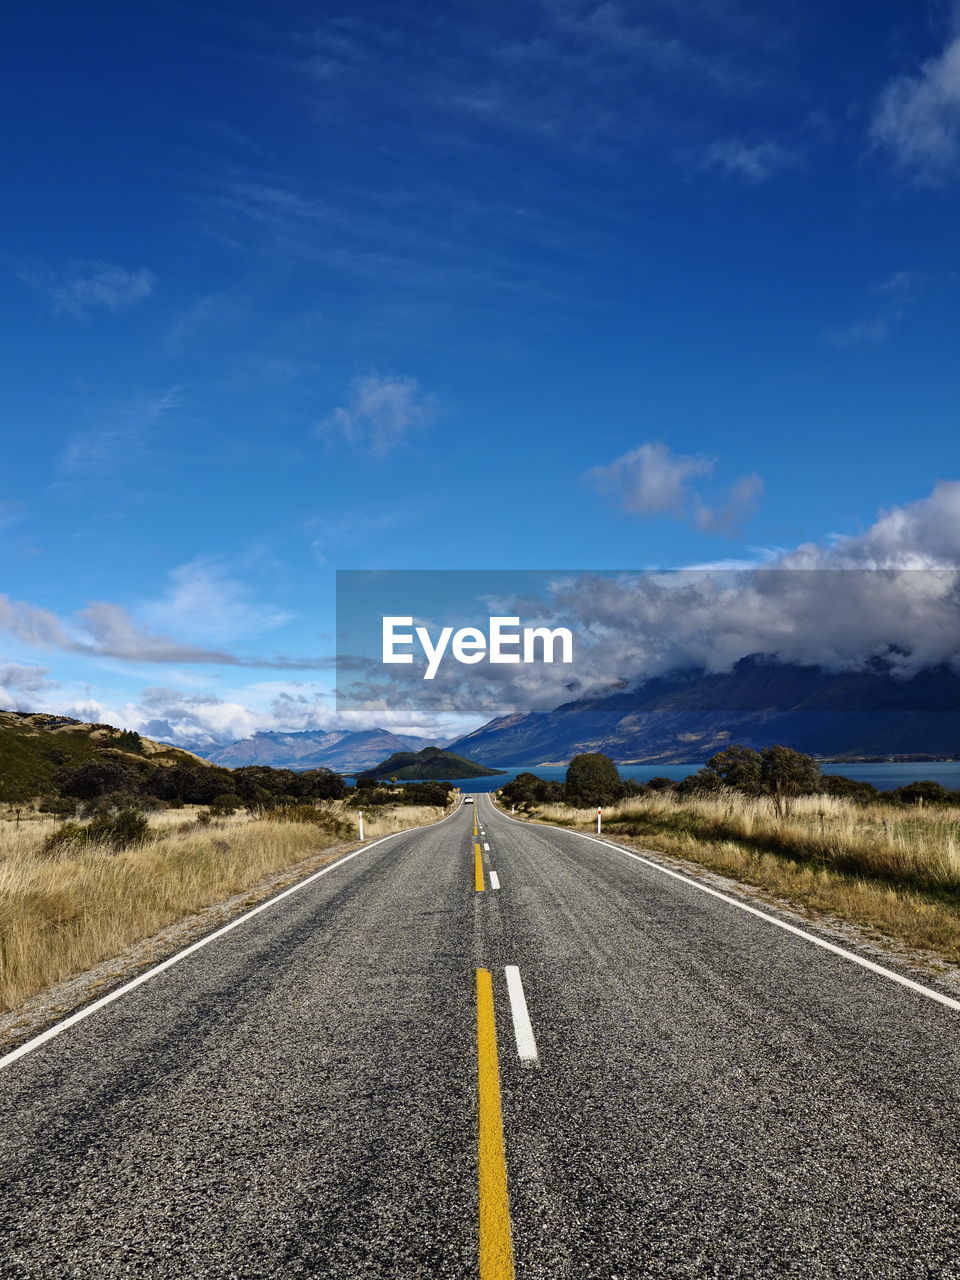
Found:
476,969 -> 516,1280
475,842 -> 485,892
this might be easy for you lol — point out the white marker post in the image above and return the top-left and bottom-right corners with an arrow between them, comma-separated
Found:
358,810 -> 365,842
597,806 -> 602,835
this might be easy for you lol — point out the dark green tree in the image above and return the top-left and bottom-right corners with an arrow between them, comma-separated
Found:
564,753 -> 621,808
703,746 -> 763,792
758,745 -> 821,818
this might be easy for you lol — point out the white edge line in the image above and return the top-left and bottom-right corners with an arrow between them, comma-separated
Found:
504,965 -> 538,1065
493,806 -> 960,1015
489,871 -> 501,890
0,806 -> 464,1072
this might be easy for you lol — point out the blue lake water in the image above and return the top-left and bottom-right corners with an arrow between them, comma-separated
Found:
440,761 -> 960,793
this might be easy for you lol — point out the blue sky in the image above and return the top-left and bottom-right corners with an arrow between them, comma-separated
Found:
3,1 -> 960,744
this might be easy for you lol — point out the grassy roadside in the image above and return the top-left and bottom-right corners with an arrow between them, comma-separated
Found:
495,791 -> 960,967
0,801 -> 447,1011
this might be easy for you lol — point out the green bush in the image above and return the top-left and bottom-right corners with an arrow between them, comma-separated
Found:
39,809 -> 150,854
210,792 -> 243,814
87,809 -> 151,849
40,821 -> 90,855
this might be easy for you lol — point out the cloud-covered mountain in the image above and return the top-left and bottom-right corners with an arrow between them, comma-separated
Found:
338,483 -> 960,731
198,728 -> 442,772
446,657 -> 960,765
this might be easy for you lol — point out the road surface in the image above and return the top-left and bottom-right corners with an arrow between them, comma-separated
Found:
3,794 -> 960,1278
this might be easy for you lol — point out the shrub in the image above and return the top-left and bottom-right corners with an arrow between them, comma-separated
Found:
38,795 -> 77,816
40,822 -> 89,856
87,809 -> 151,849
895,780 -> 952,806
211,793 -> 243,814
39,809 -> 150,854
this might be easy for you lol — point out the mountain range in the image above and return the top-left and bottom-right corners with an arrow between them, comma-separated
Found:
446,657 -> 960,765
198,728 -> 440,772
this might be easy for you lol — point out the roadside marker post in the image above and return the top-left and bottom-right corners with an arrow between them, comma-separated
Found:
597,807 -> 602,835
358,810 -> 364,842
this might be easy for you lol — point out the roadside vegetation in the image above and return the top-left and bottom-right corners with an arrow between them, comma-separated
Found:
498,748 -> 960,966
0,711 -> 459,1012
0,795 -> 451,1012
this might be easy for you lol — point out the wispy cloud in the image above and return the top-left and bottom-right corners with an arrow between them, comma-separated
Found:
318,373 -> 438,457
18,260 -> 157,316
700,137 -> 796,182
585,441 -> 763,534
0,591 -> 328,670
871,26 -> 960,180
307,505 -> 422,563
141,556 -> 293,644
60,388 -> 181,476
825,269 -> 918,348
0,500 -> 26,530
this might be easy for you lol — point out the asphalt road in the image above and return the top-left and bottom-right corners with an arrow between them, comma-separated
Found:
4,794 -> 960,1278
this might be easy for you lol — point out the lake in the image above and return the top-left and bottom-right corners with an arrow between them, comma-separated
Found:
448,761 -> 960,793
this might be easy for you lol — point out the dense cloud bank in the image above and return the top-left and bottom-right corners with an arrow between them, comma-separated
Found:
339,482 -> 960,720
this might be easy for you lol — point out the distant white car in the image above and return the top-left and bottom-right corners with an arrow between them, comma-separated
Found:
463,797 -> 474,804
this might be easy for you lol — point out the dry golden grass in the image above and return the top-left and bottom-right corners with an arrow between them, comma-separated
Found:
511,791 -> 960,964
0,801 -> 446,1011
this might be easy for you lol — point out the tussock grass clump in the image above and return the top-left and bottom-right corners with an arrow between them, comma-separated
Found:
517,790 -> 960,963
0,800 -> 447,1011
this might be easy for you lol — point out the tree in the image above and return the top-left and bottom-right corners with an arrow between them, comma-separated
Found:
703,746 -> 763,792
704,744 -> 820,817
294,768 -> 347,801
564,753 -> 620,808
758,745 -> 821,818
55,758 -> 139,801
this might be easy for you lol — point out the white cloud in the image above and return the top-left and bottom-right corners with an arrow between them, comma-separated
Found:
0,663 -> 57,711
132,687 -> 264,747
693,472 -> 764,533
700,138 -> 796,183
318,373 -> 438,456
585,441 -> 762,533
141,557 -> 292,643
19,260 -> 157,316
871,30 -> 960,179
115,682 -> 467,747
586,442 -> 711,515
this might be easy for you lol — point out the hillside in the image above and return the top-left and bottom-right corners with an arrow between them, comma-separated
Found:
357,747 -> 505,781
200,728 -> 440,772
446,657 -> 960,765
0,710 -> 212,803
